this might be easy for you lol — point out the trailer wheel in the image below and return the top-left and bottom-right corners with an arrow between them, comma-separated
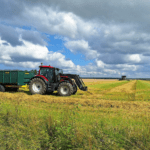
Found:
0,85 -> 5,92
57,82 -> 73,96
73,84 -> 77,95
29,78 -> 47,95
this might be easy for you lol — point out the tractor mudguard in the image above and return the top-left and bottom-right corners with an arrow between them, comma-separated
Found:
29,76 -> 49,85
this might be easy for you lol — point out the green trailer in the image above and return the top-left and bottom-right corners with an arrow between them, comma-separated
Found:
0,70 -> 35,92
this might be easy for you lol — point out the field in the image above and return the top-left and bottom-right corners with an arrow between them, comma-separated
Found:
0,80 -> 150,149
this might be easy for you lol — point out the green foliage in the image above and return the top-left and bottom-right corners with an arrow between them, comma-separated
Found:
30,69 -> 38,75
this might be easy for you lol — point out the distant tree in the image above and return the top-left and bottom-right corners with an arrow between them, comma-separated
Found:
30,69 -> 38,75
34,69 -> 37,75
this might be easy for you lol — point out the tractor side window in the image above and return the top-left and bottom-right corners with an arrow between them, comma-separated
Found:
55,69 -> 63,75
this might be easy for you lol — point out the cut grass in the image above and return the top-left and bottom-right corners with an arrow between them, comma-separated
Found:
0,80 -> 150,149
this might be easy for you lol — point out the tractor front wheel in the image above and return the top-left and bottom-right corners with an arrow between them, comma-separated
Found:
29,78 -> 47,95
57,82 -> 73,96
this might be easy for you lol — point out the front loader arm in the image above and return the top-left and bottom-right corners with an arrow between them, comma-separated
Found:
61,74 -> 87,91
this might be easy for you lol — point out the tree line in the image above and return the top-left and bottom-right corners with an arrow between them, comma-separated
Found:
24,69 -> 38,75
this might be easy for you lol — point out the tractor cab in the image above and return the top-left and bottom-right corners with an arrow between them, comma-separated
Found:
38,64 -> 63,83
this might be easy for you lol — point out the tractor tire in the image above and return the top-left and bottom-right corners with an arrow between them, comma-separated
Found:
57,82 -> 73,96
29,78 -> 47,95
0,85 -> 5,92
73,83 -> 77,95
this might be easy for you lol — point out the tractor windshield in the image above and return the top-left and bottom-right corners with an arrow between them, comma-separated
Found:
40,68 -> 49,75
40,67 -> 54,82
55,68 -> 63,75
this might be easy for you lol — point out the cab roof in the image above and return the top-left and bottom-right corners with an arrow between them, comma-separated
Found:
39,65 -> 54,68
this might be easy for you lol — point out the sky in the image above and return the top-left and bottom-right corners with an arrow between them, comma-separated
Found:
0,0 -> 150,78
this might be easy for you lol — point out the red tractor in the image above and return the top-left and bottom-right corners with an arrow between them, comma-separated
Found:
29,63 -> 87,96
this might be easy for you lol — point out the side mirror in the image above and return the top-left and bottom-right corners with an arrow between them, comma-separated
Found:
57,75 -> 60,81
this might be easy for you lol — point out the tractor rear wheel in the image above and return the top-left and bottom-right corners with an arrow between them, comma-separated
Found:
0,85 -> 5,92
29,78 -> 47,95
57,82 -> 73,96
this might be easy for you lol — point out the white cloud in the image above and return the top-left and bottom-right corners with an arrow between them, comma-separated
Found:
103,69 -> 118,74
1,55 -> 12,61
128,54 -> 141,63
23,6 -> 98,40
0,38 -> 76,69
64,40 -> 99,59
116,64 -> 138,71
96,60 -> 105,68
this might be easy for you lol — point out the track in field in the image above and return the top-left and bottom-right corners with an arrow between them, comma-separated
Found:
108,80 -> 136,93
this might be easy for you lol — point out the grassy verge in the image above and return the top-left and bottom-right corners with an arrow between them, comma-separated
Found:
0,98 -> 150,150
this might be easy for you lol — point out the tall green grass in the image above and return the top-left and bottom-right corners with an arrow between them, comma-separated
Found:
135,80 -> 150,101
0,100 -> 150,150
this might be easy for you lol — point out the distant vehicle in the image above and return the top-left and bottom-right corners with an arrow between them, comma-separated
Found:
0,63 -> 87,96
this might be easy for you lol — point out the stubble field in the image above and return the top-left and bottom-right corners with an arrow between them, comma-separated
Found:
0,79 -> 150,150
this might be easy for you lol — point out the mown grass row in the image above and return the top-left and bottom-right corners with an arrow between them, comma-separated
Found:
73,80 -> 129,100
88,80 -> 128,91
85,80 -> 134,101
86,80 -> 150,101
